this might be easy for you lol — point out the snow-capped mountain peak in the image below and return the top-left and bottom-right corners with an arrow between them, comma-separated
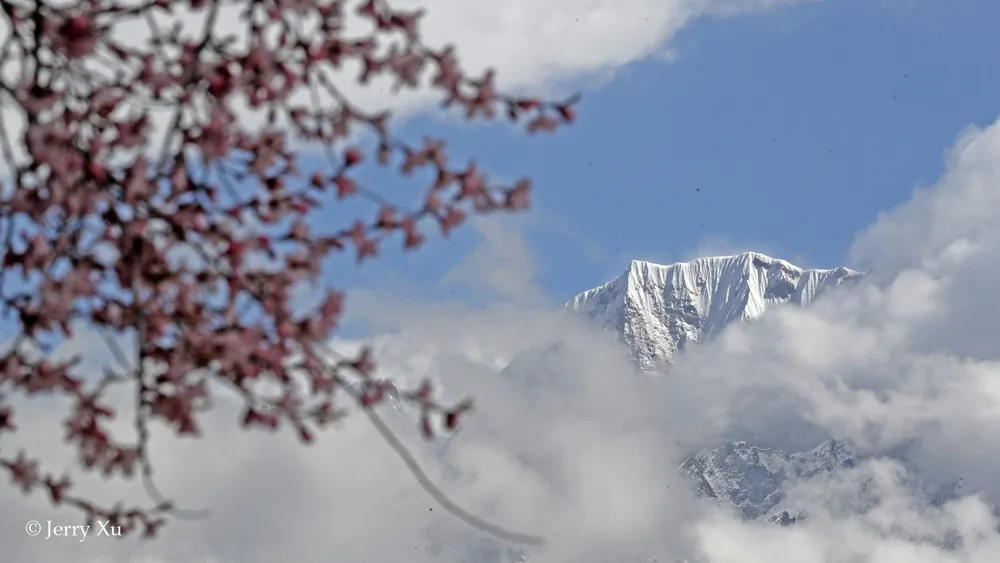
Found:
567,252 -> 862,371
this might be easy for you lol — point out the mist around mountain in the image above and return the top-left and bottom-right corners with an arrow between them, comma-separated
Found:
559,251 -> 985,557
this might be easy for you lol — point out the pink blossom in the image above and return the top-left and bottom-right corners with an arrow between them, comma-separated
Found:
0,0 -> 577,542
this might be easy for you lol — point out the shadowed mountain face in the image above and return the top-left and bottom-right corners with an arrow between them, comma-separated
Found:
678,439 -> 859,520
677,438 -> 967,528
567,252 -> 862,371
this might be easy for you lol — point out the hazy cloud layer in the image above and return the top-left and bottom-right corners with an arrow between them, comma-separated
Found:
439,217 -> 547,306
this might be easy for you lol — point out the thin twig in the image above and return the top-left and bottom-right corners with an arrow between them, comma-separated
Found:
322,347 -> 546,546
362,406 -> 546,546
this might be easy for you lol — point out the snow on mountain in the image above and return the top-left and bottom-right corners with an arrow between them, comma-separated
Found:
677,437 -> 968,525
678,439 -> 859,520
567,252 -> 863,371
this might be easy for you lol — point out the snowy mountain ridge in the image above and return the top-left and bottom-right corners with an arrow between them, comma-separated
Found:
567,252 -> 863,371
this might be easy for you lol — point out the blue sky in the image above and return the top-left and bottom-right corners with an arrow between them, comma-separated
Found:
314,0 -> 1000,313
3,1 -> 994,339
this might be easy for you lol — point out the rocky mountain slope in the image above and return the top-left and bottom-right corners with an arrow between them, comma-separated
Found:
678,439 -> 859,520
566,252 -> 863,371
677,438 -> 966,526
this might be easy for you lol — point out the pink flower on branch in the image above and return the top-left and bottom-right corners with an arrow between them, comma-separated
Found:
0,0 -> 573,546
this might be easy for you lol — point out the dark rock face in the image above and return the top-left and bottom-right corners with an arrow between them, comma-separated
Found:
679,439 -> 859,520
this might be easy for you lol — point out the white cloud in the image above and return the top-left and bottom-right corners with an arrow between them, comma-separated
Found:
168,0 -> 816,118
0,0 -> 817,175
849,122 -> 1000,281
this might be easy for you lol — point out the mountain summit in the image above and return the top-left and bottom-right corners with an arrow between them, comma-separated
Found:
567,252 -> 862,371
